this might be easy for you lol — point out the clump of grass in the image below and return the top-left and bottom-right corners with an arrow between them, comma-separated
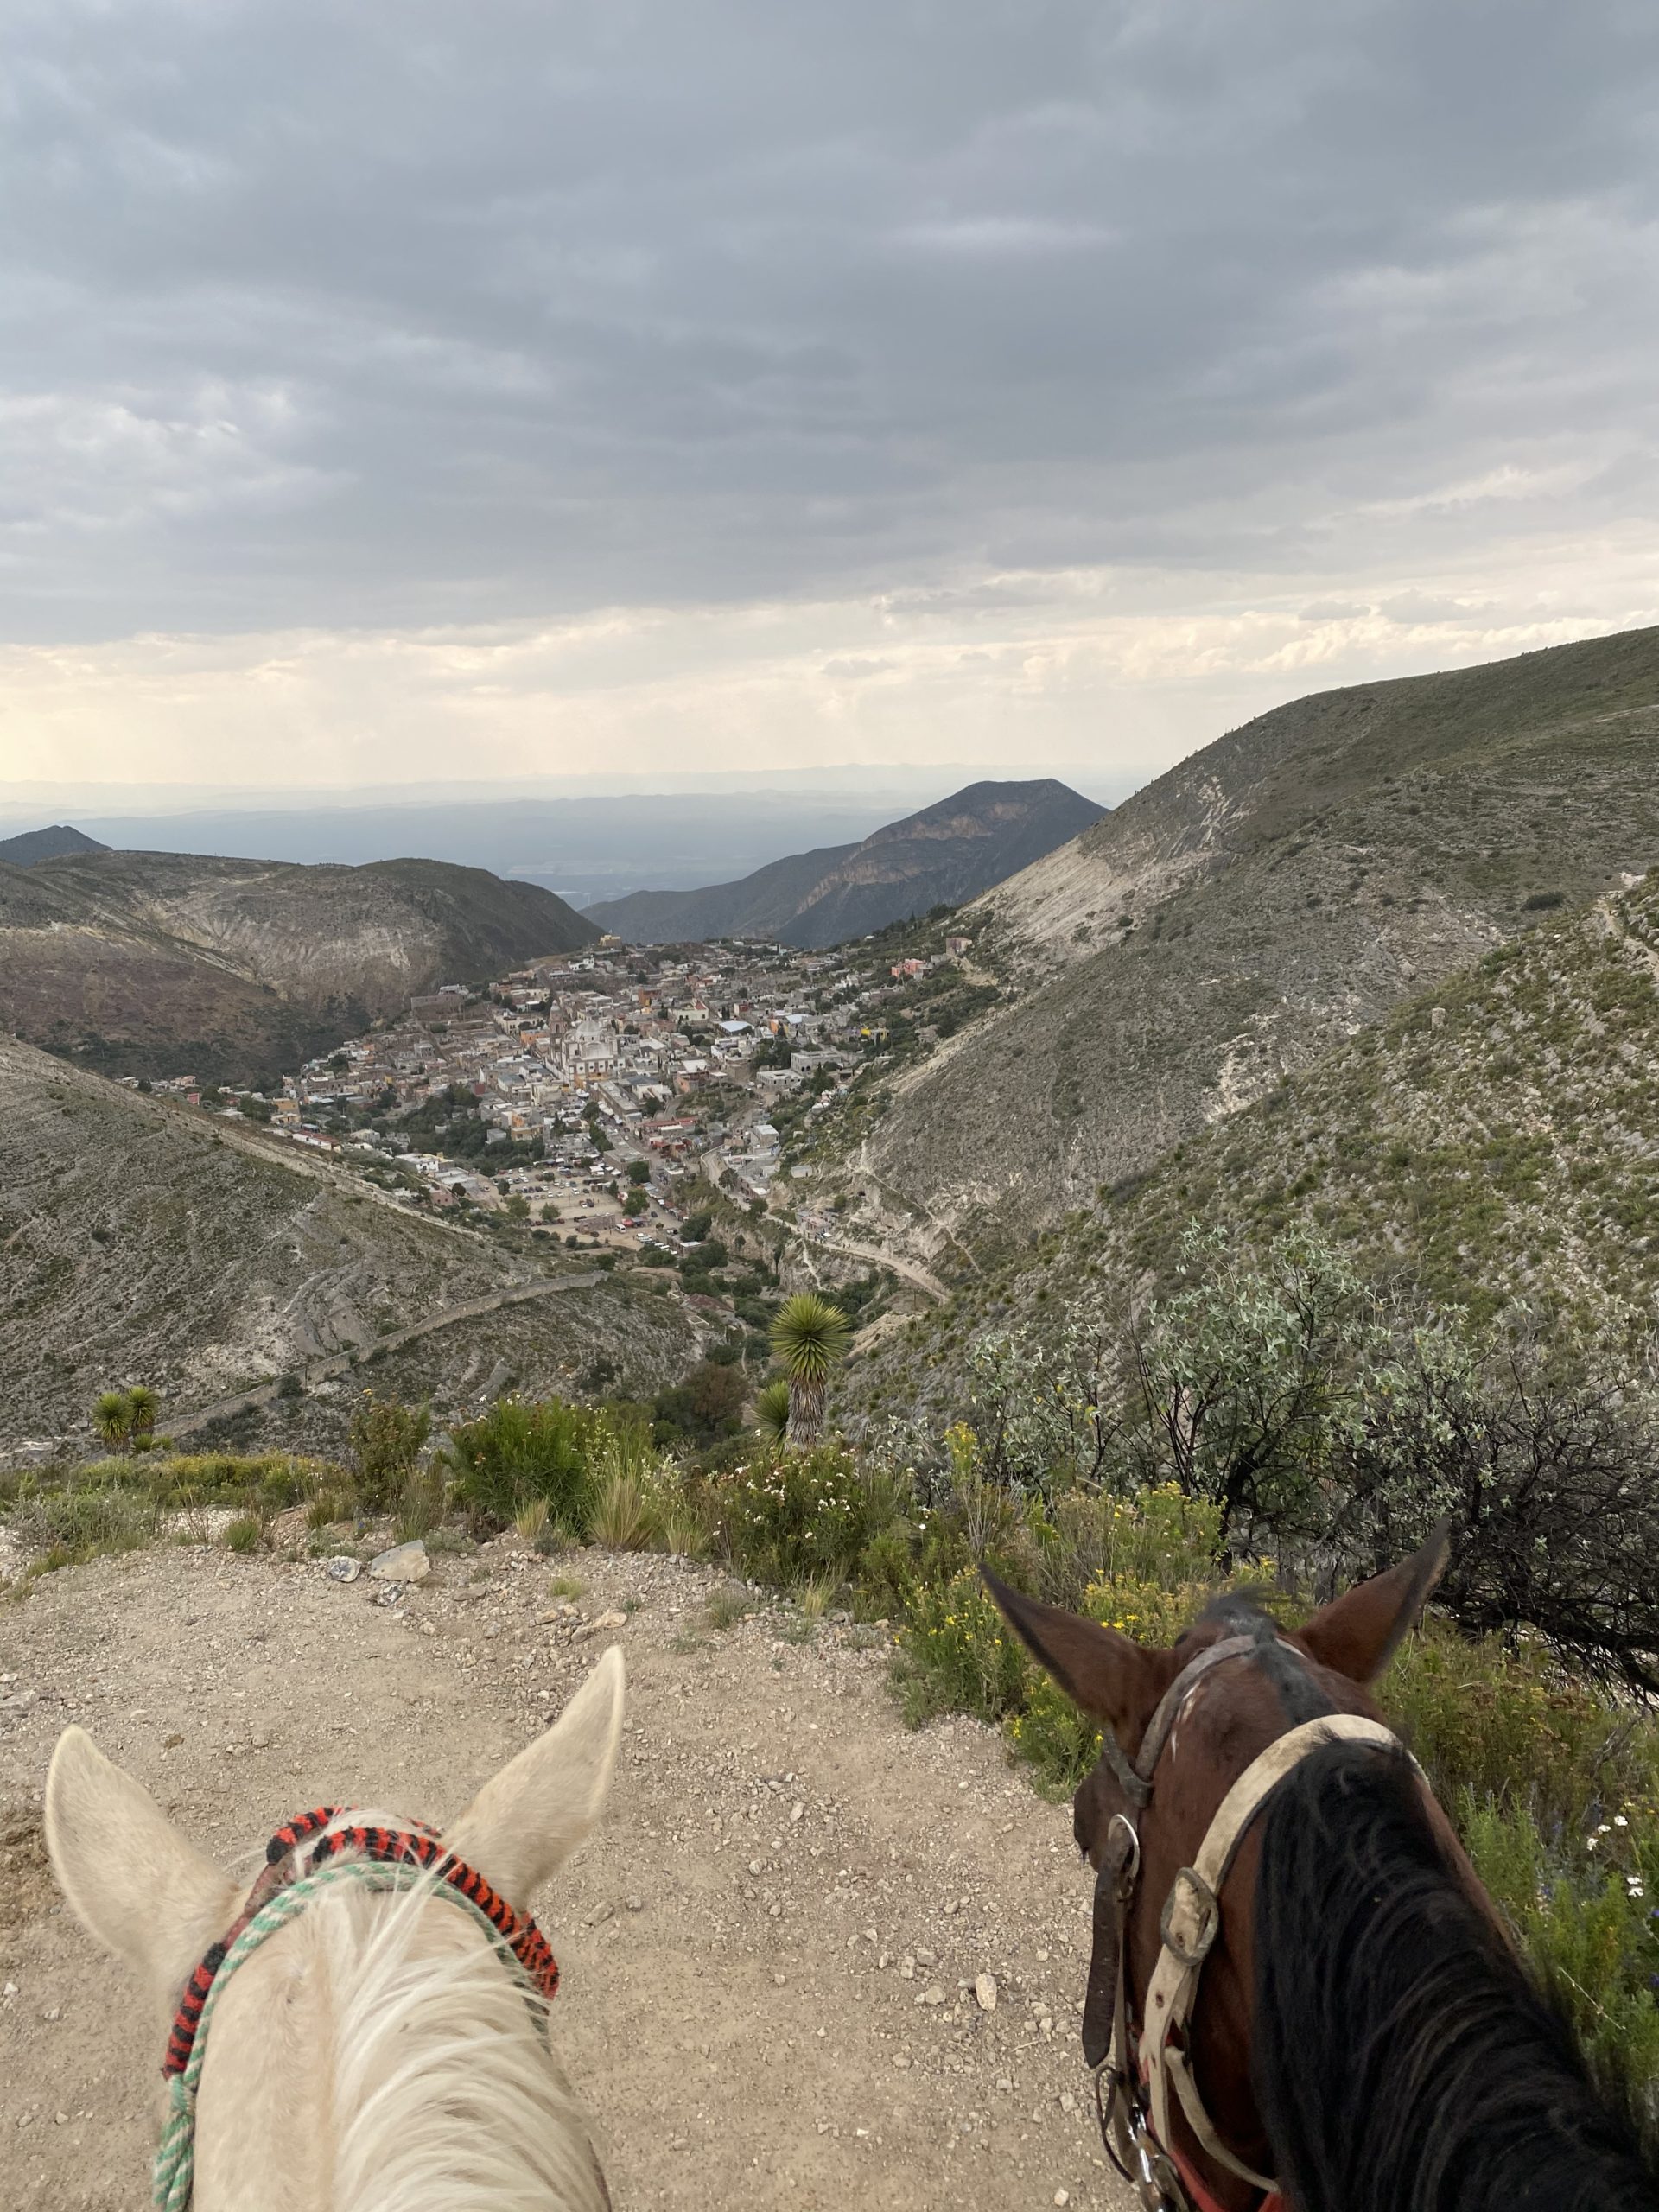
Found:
798,1572 -> 838,1622
547,1573 -> 585,1599
392,1471 -> 442,1545
514,1497 -> 550,1545
658,1501 -> 711,1560
705,1584 -> 752,1630
224,1515 -> 264,1554
15,1484 -> 162,1573
591,1466 -> 658,1551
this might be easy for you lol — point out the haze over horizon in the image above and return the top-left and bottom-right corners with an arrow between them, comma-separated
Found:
6,2 -> 1659,799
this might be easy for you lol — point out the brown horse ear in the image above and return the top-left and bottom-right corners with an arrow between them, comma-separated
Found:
1297,1521 -> 1452,1684
982,1567 -> 1179,1746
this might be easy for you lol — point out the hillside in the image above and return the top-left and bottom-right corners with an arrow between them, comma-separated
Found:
840,868 -> 1659,1421
0,1039 -> 698,1457
584,779 -> 1105,947
0,823 -> 108,868
0,849 -> 599,1084
810,627 -> 1659,1266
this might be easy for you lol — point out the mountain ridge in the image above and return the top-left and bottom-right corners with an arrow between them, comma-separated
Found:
584,779 -> 1106,946
804,626 -> 1659,1268
0,849 -> 600,1086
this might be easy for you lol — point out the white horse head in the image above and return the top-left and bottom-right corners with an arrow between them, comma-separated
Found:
45,1644 -> 626,2212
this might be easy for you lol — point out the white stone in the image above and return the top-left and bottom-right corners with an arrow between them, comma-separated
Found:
367,1541 -> 429,1583
325,1555 -> 362,1582
976,1973 -> 998,2012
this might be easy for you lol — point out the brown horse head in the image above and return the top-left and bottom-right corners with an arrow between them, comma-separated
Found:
985,1532 -> 1452,2211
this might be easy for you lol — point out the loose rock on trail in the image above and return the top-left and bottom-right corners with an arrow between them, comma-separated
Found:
0,1539 -> 1133,2210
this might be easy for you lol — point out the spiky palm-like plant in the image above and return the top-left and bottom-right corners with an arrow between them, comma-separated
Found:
753,1378 -> 792,1446
769,1294 -> 850,1448
92,1389 -> 134,1454
124,1383 -> 160,1448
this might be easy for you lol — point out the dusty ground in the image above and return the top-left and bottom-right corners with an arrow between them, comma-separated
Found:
0,1538 -> 1132,2212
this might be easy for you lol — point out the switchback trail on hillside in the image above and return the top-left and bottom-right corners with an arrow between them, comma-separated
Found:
167,1270 -> 607,1439
0,1542 -> 1130,2212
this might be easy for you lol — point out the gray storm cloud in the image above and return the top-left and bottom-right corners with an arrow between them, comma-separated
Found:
3,0 -> 1658,647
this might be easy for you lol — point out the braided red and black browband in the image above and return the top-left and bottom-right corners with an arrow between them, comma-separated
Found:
163,1806 -> 561,2080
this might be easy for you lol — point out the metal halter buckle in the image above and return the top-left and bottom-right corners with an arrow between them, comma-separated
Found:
1159,1865 -> 1221,1970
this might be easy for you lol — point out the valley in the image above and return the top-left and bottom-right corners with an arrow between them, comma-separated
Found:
9,630 -> 1659,2183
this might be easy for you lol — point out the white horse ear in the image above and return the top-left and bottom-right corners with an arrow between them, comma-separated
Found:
447,1644 -> 626,1909
45,1726 -> 238,2014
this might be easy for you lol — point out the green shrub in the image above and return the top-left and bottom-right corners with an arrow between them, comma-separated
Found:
651,1360 -> 748,1446
1464,1798 -> 1659,2122
224,1515 -> 264,1554
1009,1671 -> 1105,1796
711,1445 -> 897,1586
1382,1620 -> 1656,1840
897,1567 -> 1027,1727
13,1484 -> 162,1570
852,1524 -> 918,1621
1036,1483 -> 1224,1610
441,1395 -> 598,1533
346,1392 -> 431,1508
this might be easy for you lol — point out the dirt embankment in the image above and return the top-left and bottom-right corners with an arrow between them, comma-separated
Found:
0,1541 -> 1131,2212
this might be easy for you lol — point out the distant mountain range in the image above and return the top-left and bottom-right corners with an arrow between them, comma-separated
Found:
0,848 -> 598,1085
583,779 -> 1107,947
0,823 -> 108,867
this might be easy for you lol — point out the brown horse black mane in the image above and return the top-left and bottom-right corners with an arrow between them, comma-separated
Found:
1252,1740 -> 1656,2212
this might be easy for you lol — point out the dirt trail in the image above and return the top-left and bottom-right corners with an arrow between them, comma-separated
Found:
0,1542 -> 1132,2212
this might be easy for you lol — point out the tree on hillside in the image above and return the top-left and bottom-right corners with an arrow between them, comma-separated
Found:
1127,1224 -> 1378,1538
770,1293 -> 850,1448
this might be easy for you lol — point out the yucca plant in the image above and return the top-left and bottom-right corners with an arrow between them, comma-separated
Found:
753,1378 -> 792,1446
768,1294 -> 850,1448
124,1383 -> 160,1449
92,1389 -> 134,1454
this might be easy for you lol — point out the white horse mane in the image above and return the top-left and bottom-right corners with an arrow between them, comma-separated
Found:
308,1867 -> 608,2212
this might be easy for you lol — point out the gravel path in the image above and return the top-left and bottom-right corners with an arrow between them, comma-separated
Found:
0,1540 -> 1131,2212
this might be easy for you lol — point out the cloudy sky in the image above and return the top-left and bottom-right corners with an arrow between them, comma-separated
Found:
6,0 -> 1659,800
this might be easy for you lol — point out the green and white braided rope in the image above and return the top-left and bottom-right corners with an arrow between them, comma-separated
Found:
153,1858 -> 542,2211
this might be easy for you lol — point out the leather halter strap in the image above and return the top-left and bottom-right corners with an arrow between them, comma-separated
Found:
1089,1629 -> 1421,2212
1141,1713 -> 1414,2194
1098,1634 -> 1266,1808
